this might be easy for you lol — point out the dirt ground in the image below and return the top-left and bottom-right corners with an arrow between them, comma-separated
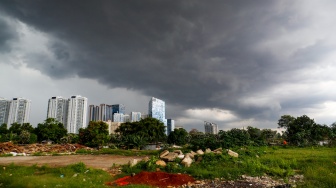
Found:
0,155 -> 145,169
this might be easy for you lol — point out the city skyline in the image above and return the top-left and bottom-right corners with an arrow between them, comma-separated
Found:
1,1 -> 336,131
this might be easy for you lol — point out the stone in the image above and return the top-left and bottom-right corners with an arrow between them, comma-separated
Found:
177,154 -> 185,159
196,149 -> 204,155
227,149 -> 239,158
213,148 -> 223,152
161,152 -> 178,162
155,160 -> 167,167
128,159 -> 138,167
159,150 -> 169,158
174,150 -> 183,155
205,148 -> 212,153
181,156 -> 193,167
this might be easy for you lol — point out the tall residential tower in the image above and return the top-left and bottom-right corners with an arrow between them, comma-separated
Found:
47,96 -> 69,126
7,98 -> 31,126
67,95 -> 88,134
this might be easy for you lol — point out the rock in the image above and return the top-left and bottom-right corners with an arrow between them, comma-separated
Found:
205,148 -> 212,153
155,160 -> 166,167
177,154 -> 185,159
181,156 -> 193,167
159,150 -> 169,158
213,148 -> 223,152
161,152 -> 178,162
128,159 -> 138,167
196,149 -> 204,155
142,156 -> 150,162
174,150 -> 183,155
227,149 -> 239,158
185,153 -> 194,159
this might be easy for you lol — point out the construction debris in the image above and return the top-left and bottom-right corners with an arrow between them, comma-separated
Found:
0,142 -> 93,155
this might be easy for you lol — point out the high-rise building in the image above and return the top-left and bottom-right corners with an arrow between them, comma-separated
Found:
88,105 -> 99,122
113,113 -> 124,123
204,121 -> 218,134
47,96 -> 69,126
167,119 -> 175,135
112,104 -> 125,114
0,98 -> 10,125
131,112 -> 141,122
7,97 -> 31,126
105,104 -> 113,121
66,95 -> 88,134
148,97 -> 167,126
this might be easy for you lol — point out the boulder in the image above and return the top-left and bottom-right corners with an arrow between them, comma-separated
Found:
161,152 -> 178,162
185,153 -> 194,159
181,156 -> 193,167
128,159 -> 138,167
196,149 -> 204,155
155,160 -> 167,167
159,150 -> 170,158
177,154 -> 185,159
174,150 -> 183,155
213,148 -> 223,153
227,149 -> 239,158
205,148 -> 212,153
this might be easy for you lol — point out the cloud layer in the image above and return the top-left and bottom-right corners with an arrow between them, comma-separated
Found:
1,1 -> 336,130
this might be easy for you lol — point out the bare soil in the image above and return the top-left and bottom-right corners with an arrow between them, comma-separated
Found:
0,155 -> 145,169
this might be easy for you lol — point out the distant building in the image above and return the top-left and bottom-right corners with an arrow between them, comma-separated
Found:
113,113 -> 124,123
148,97 -> 167,125
88,105 -> 100,122
141,113 -> 149,119
204,121 -> 218,134
47,96 -> 69,126
66,95 -> 88,134
0,98 -> 10,125
131,112 -> 141,122
7,97 -> 31,126
112,104 -> 125,115
104,120 -> 121,134
167,119 -> 175,135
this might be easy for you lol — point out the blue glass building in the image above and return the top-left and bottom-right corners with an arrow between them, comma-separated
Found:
148,97 -> 167,133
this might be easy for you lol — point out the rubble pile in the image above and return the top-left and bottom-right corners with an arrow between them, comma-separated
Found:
158,148 -> 238,167
0,142 -> 93,155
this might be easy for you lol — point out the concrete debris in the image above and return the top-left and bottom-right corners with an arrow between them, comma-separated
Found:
161,152 -> 178,162
128,159 -> 138,167
155,160 -> 167,167
205,148 -> 212,153
181,156 -> 193,167
0,142 -> 93,155
227,149 -> 239,158
196,149 -> 204,155
159,150 -> 169,158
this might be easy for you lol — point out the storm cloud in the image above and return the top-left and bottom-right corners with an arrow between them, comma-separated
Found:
1,0 -> 336,130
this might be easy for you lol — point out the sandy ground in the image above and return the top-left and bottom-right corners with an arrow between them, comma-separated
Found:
0,155 -> 145,169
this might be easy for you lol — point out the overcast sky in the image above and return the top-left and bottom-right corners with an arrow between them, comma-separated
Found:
1,1 -> 336,131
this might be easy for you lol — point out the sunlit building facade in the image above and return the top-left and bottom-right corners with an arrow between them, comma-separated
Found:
204,121 -> 218,134
148,97 -> 167,133
47,96 -> 69,126
66,95 -> 88,134
7,97 -> 31,127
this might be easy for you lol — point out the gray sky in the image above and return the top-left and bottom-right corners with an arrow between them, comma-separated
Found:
1,0 -> 336,131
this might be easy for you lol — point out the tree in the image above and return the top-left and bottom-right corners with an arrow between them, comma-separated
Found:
167,128 -> 189,146
278,115 -> 328,146
35,118 -> 67,143
116,117 -> 166,144
78,121 -> 109,148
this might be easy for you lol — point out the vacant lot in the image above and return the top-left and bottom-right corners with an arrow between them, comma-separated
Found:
0,155 -> 145,169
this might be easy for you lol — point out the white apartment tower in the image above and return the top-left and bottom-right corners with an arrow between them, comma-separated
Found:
0,98 -> 11,125
7,98 -> 31,126
204,121 -> 218,134
47,96 -> 69,126
67,95 -> 88,134
131,112 -> 141,122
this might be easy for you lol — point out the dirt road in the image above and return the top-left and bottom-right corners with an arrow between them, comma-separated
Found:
0,155 -> 145,169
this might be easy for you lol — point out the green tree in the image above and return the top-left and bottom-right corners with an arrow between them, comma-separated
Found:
78,121 -> 109,148
167,128 -> 189,146
116,117 -> 166,144
35,118 -> 67,143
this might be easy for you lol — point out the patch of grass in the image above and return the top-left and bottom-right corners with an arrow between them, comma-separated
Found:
0,153 -> 13,157
0,162 -> 111,188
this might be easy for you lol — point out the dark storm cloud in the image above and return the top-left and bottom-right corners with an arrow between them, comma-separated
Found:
0,0 -> 334,123
0,15 -> 18,53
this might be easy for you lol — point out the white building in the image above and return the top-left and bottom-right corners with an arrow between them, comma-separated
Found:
148,97 -> 167,124
66,95 -> 88,134
0,98 -> 11,125
7,97 -> 31,127
47,96 -> 69,126
113,113 -> 124,123
131,112 -> 141,122
204,121 -> 218,134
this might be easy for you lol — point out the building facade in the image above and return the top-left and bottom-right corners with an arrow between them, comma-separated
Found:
47,96 -> 69,126
167,119 -> 175,135
131,112 -> 142,122
148,97 -> 167,133
204,121 -> 218,134
0,98 -> 11,125
66,95 -> 88,134
7,98 -> 31,126
88,105 -> 100,122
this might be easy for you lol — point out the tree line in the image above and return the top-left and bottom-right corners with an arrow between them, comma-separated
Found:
1,115 -> 336,149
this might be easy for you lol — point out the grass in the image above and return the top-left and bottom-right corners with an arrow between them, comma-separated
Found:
1,147 -> 335,187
